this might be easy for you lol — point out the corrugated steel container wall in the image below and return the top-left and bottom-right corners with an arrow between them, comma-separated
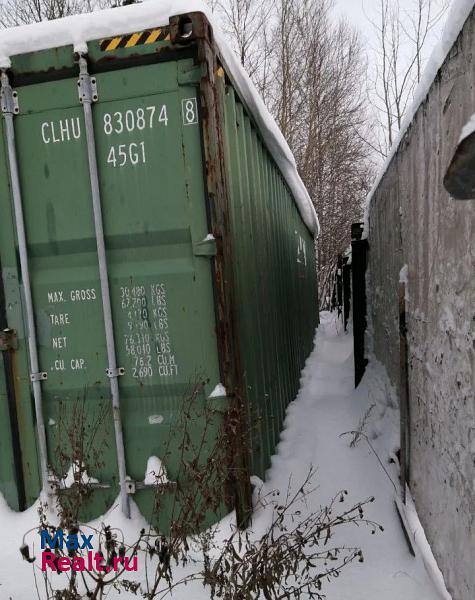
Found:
0,11 -> 318,526
221,84 -> 318,478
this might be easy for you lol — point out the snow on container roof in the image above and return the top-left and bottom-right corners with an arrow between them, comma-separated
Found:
363,0 -> 475,238
0,0 -> 320,236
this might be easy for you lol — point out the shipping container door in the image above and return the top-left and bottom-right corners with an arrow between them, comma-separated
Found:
2,58 -> 221,519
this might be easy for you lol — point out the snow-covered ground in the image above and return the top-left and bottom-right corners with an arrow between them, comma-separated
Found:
262,311 -> 448,600
0,312 -> 449,599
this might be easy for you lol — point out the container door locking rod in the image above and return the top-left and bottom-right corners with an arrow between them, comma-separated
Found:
77,55 -> 130,518
0,70 -> 50,497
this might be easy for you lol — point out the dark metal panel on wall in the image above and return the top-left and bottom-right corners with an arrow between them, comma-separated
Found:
351,223 -> 368,387
342,257 -> 351,332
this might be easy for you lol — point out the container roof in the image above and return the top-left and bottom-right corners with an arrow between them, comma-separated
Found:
0,0 -> 320,237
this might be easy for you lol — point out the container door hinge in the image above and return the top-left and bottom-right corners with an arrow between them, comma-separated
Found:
30,371 -> 48,382
106,367 -> 125,378
0,328 -> 17,351
78,72 -> 98,104
193,236 -> 217,257
0,80 -> 19,115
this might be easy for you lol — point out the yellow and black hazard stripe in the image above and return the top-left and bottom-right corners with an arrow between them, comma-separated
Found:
99,27 -> 170,52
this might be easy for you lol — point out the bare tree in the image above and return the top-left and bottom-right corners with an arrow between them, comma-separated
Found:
207,0 -> 274,99
366,0 -> 449,157
212,0 -> 373,306
268,0 -> 373,307
206,0 -> 221,13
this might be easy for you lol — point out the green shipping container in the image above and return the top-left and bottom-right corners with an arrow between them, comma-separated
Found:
0,7 -> 319,528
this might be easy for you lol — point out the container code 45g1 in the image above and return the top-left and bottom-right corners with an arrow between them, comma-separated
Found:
103,105 -> 168,168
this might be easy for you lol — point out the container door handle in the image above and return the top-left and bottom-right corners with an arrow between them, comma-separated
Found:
0,70 -> 50,498
77,55 -> 130,518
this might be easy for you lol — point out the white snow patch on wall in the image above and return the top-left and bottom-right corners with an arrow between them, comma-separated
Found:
403,489 -> 453,600
399,264 -> 410,302
144,456 -> 169,485
399,264 -> 408,284
438,304 -> 457,335
458,112 -> 475,142
60,462 -> 99,489
209,383 -> 227,398
148,414 -> 164,425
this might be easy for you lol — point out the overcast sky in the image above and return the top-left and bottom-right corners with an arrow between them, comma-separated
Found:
334,0 -> 374,36
334,0 -> 451,51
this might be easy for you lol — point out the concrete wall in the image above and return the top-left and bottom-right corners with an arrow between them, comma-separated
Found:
367,9 -> 475,600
